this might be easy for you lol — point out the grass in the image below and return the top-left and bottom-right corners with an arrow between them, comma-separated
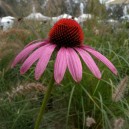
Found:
0,17 -> 129,129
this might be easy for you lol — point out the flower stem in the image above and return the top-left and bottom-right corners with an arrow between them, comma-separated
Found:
34,77 -> 55,129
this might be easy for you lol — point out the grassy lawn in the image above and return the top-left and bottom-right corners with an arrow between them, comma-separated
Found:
0,18 -> 129,129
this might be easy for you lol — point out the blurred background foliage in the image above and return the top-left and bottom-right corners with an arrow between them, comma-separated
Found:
0,0 -> 108,17
0,0 -> 129,129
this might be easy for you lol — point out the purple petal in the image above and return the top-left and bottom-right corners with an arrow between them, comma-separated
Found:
12,42 -> 45,68
20,44 -> 49,74
83,46 -> 117,75
76,48 -> 101,79
67,48 -> 82,82
35,44 -> 56,80
54,47 -> 67,84
24,39 -> 49,48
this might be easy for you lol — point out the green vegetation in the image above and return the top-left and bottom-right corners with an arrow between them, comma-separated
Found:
1,0 -> 129,128
0,15 -> 129,129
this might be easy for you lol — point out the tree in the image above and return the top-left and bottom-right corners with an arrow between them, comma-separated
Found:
87,0 -> 107,18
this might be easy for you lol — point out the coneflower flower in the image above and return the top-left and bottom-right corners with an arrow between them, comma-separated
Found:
12,18 -> 118,129
12,18 -> 117,83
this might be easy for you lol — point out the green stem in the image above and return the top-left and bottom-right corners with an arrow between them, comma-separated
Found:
34,76 -> 55,129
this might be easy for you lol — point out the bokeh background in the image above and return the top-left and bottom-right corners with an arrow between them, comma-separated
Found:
0,0 -> 129,129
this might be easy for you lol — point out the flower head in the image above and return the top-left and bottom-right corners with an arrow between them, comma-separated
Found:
12,18 -> 117,84
49,18 -> 84,48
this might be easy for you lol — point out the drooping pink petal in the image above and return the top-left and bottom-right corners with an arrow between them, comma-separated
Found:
76,48 -> 101,79
24,39 -> 43,48
20,44 -> 49,74
54,47 -> 67,84
35,44 -> 56,80
83,46 -> 117,75
11,42 -> 45,68
67,48 -> 82,82
24,39 -> 48,48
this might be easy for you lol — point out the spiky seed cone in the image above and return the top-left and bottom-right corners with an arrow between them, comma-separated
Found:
49,18 -> 84,48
